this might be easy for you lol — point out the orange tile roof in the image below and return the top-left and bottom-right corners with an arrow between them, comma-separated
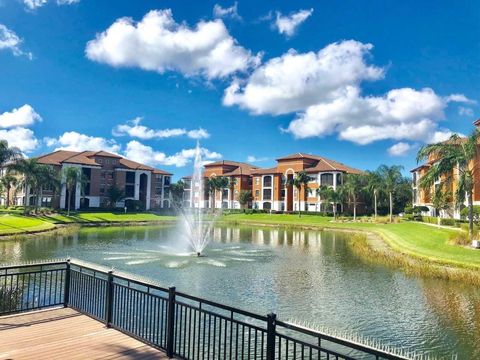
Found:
251,167 -> 280,175
205,160 -> 258,176
153,169 -> 173,175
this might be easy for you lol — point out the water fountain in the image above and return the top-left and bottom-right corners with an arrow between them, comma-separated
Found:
177,142 -> 219,256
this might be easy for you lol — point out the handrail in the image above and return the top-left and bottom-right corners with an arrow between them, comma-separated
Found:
0,259 -> 412,360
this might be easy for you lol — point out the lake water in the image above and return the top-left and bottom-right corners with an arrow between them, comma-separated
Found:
0,224 -> 478,359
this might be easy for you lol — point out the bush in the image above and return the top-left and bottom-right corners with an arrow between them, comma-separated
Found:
404,206 -> 414,215
0,285 -> 23,313
440,218 -> 456,226
460,206 -> 480,222
448,231 -> 471,246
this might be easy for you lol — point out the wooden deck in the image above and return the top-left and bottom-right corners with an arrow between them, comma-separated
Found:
0,308 -> 169,359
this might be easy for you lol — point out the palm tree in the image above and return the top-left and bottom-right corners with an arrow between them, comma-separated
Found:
0,140 -> 21,168
35,165 -> 60,213
316,185 -> 331,215
206,177 -> 220,209
365,170 -> 383,220
319,186 -> 342,219
61,167 -> 83,216
8,158 -> 41,215
339,173 -> 365,221
238,190 -> 252,211
0,173 -> 17,208
217,176 -> 231,209
417,131 -> 480,240
289,171 -> 312,217
377,165 -> 404,223
170,180 -> 186,208
432,184 -> 451,220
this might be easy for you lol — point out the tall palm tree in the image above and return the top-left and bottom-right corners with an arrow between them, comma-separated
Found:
36,165 -> 60,213
365,170 -> 383,220
417,131 -> 480,240
316,185 -> 331,215
0,173 -> 17,208
339,173 -> 365,221
217,176 -> 231,209
377,165 -> 404,223
206,177 -> 220,209
8,158 -> 41,215
289,171 -> 312,217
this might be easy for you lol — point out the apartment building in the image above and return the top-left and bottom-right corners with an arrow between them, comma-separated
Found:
183,160 -> 258,209
183,153 -> 362,212
9,150 -> 172,211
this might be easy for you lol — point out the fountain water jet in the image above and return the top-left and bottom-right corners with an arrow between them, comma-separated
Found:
176,142 -> 219,256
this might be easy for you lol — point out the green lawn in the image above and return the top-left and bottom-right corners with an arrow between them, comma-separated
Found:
0,214 -> 56,235
41,212 -> 176,224
219,214 -> 480,270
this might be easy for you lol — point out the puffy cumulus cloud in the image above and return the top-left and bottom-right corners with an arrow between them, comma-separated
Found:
23,0 -> 79,10
387,142 -> 413,157
0,24 -> 32,59
213,2 -> 241,20
0,104 -> 42,128
274,8 -> 313,37
224,40 -> 384,115
125,140 -> 221,167
44,131 -> 120,153
287,87 -> 454,144
0,127 -> 38,153
86,9 -> 259,79
225,39 -> 467,147
113,117 -> 210,140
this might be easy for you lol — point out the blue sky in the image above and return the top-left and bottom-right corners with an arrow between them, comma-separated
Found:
0,0 -> 478,179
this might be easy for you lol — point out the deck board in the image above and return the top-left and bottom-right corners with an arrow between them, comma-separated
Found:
0,308 -> 169,359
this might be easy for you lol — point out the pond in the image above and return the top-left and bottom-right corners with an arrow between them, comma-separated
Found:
0,224 -> 478,359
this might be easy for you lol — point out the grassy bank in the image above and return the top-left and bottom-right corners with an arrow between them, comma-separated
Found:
0,211 -> 175,237
219,213 -> 480,270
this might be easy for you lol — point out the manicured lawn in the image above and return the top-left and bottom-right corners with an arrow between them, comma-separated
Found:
220,214 -> 480,270
41,212 -> 176,224
0,214 -> 56,235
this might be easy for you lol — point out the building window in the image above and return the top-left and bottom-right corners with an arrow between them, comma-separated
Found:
281,189 -> 285,199
126,171 -> 135,184
125,185 -> 134,198
255,177 -> 260,185
98,159 -> 102,164
321,173 -> 334,186
263,176 -> 272,187
263,189 -> 272,200
255,190 -> 260,198
164,177 -> 171,186
100,185 -> 105,194
263,202 -> 271,210
336,173 -> 342,186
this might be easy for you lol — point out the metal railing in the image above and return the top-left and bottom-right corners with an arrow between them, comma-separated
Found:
0,259 -> 409,360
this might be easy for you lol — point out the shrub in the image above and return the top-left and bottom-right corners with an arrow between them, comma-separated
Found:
460,206 -> 480,222
0,285 -> 23,313
440,218 -> 456,226
448,231 -> 471,246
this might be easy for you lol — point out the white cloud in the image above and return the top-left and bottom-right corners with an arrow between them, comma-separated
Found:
23,0 -> 79,10
113,117 -> 210,140
274,8 -> 313,37
0,24 -> 32,59
224,40 -> 384,115
458,106 -> 474,117
0,104 -> 42,128
247,155 -> 268,162
225,39 -> 467,147
213,2 -> 241,20
387,142 -> 413,156
86,9 -> 259,79
45,131 -> 120,153
0,127 -> 38,153
125,140 -> 221,167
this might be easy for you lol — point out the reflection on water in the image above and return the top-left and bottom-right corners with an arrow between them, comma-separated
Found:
0,225 -> 478,358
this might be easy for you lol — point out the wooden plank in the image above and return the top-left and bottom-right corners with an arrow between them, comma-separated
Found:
0,308 -> 168,359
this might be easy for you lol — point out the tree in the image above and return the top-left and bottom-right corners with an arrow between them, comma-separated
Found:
107,185 -> 125,208
217,176 -> 231,209
35,165 -> 60,213
377,165 -> 404,223
289,171 -> 312,217
319,186 -> 342,219
0,173 -> 17,208
432,185 -> 452,219
417,131 -> 480,241
0,140 -> 21,168
206,177 -> 220,209
339,173 -> 366,221
238,190 -> 252,211
170,180 -> 186,208
61,167 -> 83,216
316,185 -> 331,215
364,171 -> 383,220
8,158 -> 41,215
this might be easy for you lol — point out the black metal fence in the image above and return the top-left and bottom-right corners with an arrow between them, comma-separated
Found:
0,259 -> 409,360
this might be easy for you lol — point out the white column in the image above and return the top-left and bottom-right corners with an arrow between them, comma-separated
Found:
60,183 -> 66,209
134,171 -> 140,200
75,180 -> 81,209
146,172 -> 151,210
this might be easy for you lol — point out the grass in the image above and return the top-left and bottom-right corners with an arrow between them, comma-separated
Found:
219,213 -> 480,270
0,214 -> 56,235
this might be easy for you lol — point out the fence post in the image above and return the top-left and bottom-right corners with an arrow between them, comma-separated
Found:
63,259 -> 71,307
105,270 -> 114,327
166,286 -> 176,358
266,313 -> 277,360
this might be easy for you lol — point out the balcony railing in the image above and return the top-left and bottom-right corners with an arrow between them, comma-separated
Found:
0,259 -> 409,360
